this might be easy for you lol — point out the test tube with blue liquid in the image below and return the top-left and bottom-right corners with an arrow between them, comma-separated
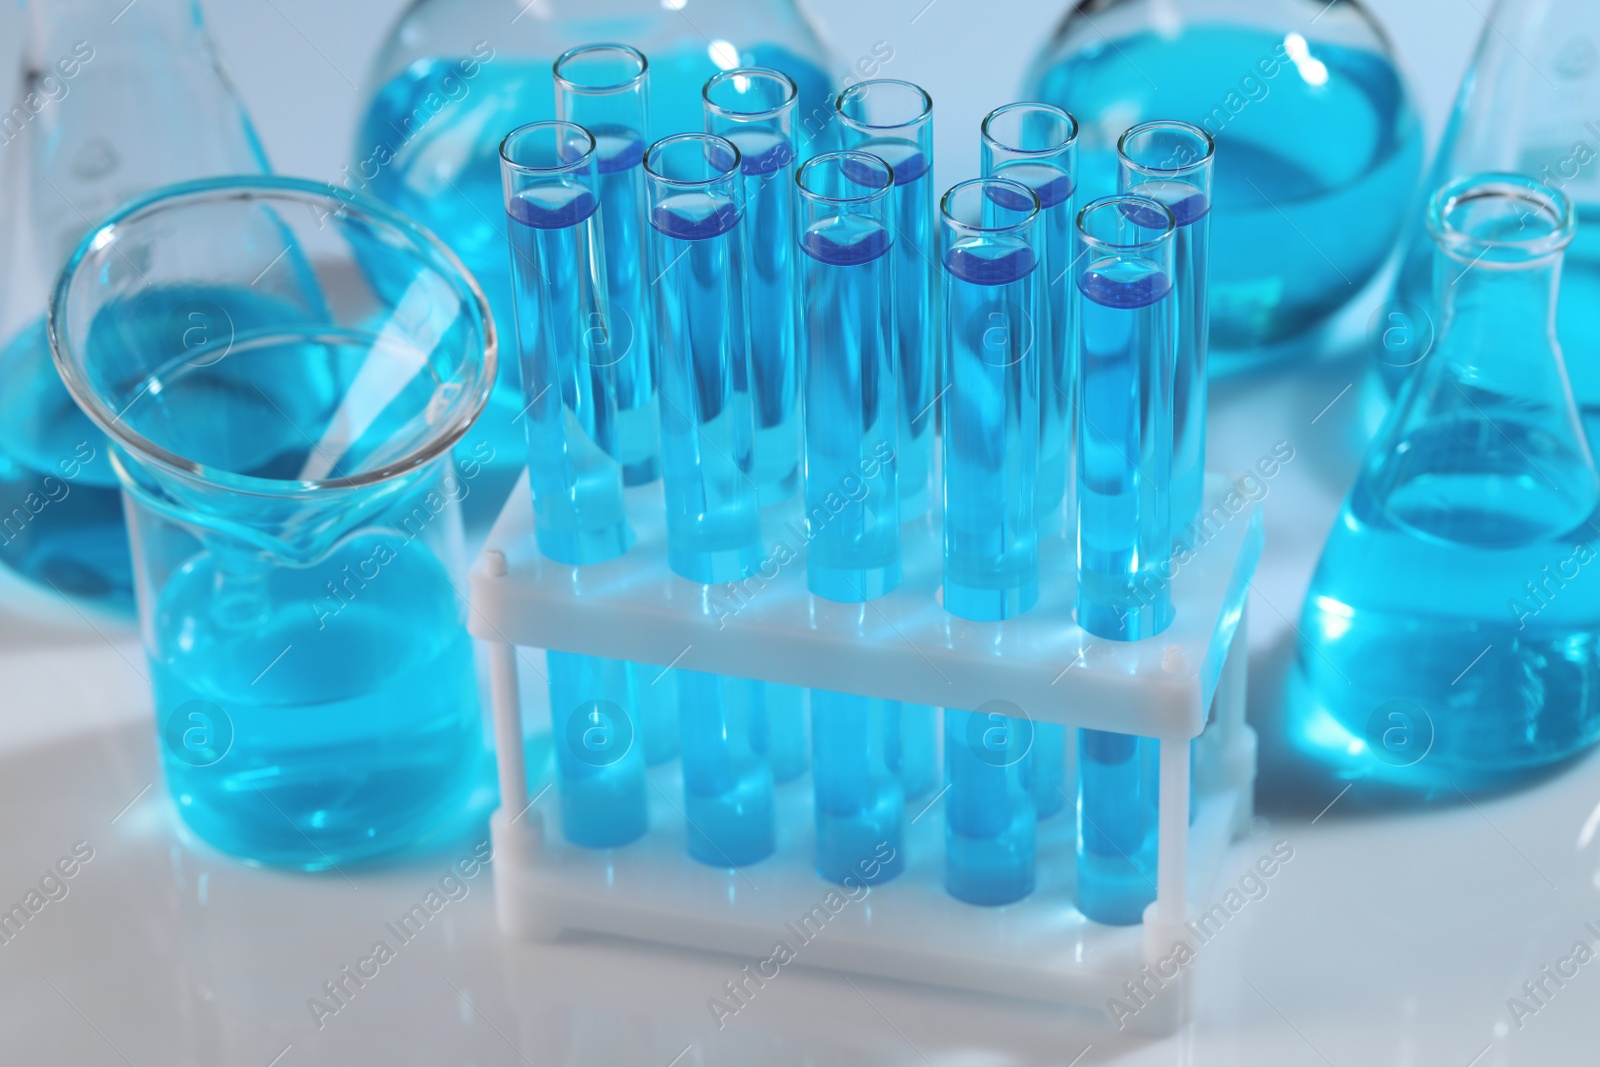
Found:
1117,121 -> 1213,540
677,669 -> 776,866
980,101 -> 1079,820
795,150 -> 907,881
946,705 -> 1036,905
1073,193 -> 1176,925
500,121 -> 647,846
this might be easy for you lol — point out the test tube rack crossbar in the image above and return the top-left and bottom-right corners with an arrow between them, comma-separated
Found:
473,474 -> 1262,1034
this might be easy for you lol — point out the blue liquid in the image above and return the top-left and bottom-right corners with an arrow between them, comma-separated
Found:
887,702 -> 939,799
945,709 -> 1035,905
547,652 -> 649,847
725,126 -> 800,503
506,182 -> 633,564
649,190 -> 761,583
751,682 -> 810,784
1299,422 -> 1600,785
941,235 -> 1040,621
678,670 -> 776,867
1125,179 -> 1210,539
811,691 -> 904,885
1076,728 -> 1156,925
588,124 -> 660,486
1027,722 -> 1067,818
356,45 -> 832,479
842,136 -> 934,520
1075,260 -> 1175,640
800,214 -> 900,600
0,320 -> 130,610
631,660 -> 680,766
987,162 -> 1076,539
1030,25 -> 1422,365
154,530 -> 484,868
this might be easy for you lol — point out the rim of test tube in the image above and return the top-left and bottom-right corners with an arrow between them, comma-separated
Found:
1427,171 -> 1575,265
1076,193 -> 1177,254
499,120 -> 597,175
940,176 -> 1041,235
644,131 -> 743,187
702,67 -> 797,121
47,174 -> 498,493
834,79 -> 933,132
796,151 -> 894,203
1116,119 -> 1215,176
553,42 -> 648,95
980,101 -> 1079,157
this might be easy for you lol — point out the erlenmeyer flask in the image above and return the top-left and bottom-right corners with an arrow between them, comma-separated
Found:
1298,175 -> 1600,789
1024,0 -> 1422,373
1391,0 -> 1600,437
351,0 -> 838,499
0,0 -> 268,611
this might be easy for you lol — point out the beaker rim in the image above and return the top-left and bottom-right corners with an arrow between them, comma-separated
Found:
834,79 -> 933,132
1427,172 -> 1575,264
553,43 -> 649,95
47,174 -> 498,497
1116,119 -> 1215,176
981,101 -> 1079,158
702,67 -> 798,121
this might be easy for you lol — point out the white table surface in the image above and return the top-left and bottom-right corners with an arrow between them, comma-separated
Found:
6,1 -> 1598,1063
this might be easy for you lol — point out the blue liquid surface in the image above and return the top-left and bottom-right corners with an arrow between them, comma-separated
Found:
650,191 -> 761,583
941,236 -> 1040,621
1076,259 -> 1175,640
1031,24 -> 1422,363
800,215 -> 900,600
356,45 -> 831,479
155,530 -> 484,868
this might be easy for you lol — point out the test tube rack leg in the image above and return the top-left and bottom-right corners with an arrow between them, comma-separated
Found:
472,474 -> 1261,1035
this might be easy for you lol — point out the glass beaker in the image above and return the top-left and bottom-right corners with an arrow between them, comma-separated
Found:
1390,0 -> 1600,433
0,0 -> 268,611
1024,0 -> 1423,372
1298,174 -> 1600,789
353,0 -> 837,499
50,177 -> 496,868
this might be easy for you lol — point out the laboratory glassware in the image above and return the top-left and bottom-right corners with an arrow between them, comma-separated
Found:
1025,0 -> 1422,372
836,80 -> 937,522
945,705 -> 1036,905
1390,0 -> 1600,434
354,0 -> 836,491
553,45 -> 659,487
939,177 -> 1043,622
1074,192 -> 1177,925
49,177 -> 495,868
1118,120 -> 1214,539
1300,174 -> 1600,788
500,121 -> 650,844
0,0 -> 268,611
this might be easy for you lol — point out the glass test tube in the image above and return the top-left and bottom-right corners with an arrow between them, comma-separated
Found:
980,102 -> 1079,820
1118,121 -> 1213,540
554,44 -> 659,486
835,80 -> 936,521
939,177 -> 1043,622
795,151 -> 906,882
703,67 -> 802,503
1073,193 -> 1177,926
500,122 -> 647,846
644,133 -> 762,584
945,706 -> 1036,905
677,669 -> 776,866
887,703 -> 940,799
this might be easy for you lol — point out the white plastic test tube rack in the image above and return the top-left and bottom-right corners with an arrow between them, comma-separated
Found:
471,473 -> 1261,1034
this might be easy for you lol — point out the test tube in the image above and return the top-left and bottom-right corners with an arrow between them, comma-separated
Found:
1117,121 -> 1213,540
887,703 -> 939,799
796,150 -> 901,601
938,177 -> 1043,622
753,682 -> 810,783
1073,193 -> 1177,925
553,44 -> 659,485
980,102 -> 1079,540
677,669 -> 776,866
630,660 -> 679,765
835,80 -> 936,520
545,653 -> 649,846
644,133 -> 762,583
703,67 -> 801,504
811,691 -> 905,885
945,706 -> 1036,905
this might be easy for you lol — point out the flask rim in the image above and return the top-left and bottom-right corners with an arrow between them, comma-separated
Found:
553,43 -> 649,96
981,101 -> 1079,159
47,175 -> 498,497
703,67 -> 798,122
796,151 -> 894,204
1427,172 -> 1575,265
